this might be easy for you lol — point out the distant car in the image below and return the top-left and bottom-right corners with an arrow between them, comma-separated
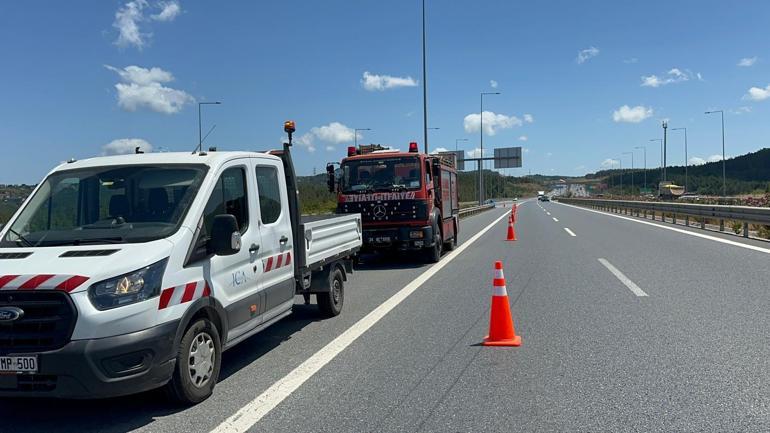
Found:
678,193 -> 700,201
538,195 -> 550,202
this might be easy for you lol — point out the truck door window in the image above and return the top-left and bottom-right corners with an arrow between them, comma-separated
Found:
425,161 -> 432,185
255,166 -> 282,224
188,167 -> 249,264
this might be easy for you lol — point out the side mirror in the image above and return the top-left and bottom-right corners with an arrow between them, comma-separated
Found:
211,214 -> 241,256
326,164 -> 336,193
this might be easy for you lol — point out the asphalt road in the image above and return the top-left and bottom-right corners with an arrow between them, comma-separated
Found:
3,200 -> 770,432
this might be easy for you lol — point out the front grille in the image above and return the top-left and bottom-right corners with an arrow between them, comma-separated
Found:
0,291 -> 77,355
339,200 -> 428,223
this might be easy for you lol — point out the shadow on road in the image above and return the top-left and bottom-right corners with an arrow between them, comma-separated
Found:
0,304 -> 327,433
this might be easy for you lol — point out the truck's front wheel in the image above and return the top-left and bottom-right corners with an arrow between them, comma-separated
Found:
166,318 -> 222,404
427,222 -> 443,263
317,267 -> 344,317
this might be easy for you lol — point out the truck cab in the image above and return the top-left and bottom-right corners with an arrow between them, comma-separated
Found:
0,123 -> 361,403
330,142 -> 459,262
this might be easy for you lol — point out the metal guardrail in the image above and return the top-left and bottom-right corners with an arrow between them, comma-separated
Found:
458,203 -> 495,218
557,197 -> 770,238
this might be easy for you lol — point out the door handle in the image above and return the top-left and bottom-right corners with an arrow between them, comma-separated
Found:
279,236 -> 289,245
249,244 -> 260,253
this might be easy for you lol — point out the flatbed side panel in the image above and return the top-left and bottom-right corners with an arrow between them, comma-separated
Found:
302,214 -> 362,268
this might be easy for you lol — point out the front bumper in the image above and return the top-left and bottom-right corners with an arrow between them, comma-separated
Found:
0,320 -> 178,399
362,225 -> 435,250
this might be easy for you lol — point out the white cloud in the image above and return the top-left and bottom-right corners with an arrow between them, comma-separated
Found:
294,122 -> 356,153
623,58 -> 638,64
689,155 -> 725,166
361,71 -> 418,91
325,145 -> 336,152
113,0 -> 149,49
518,135 -> 528,142
612,105 -> 653,123
490,80 -> 498,89
465,148 -> 492,159
523,113 -> 534,123
151,1 -> 180,21
601,158 -> 619,169
738,57 -> 757,67
744,84 -> 770,101
546,152 -> 553,157
463,111 -> 525,135
113,1 -> 181,49
101,138 -> 153,155
105,65 -> 194,114
523,148 -> 530,153
641,68 -> 696,87
577,46 -> 599,64
431,147 -> 450,154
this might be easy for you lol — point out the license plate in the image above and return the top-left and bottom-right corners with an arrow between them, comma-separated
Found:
374,236 -> 391,243
0,356 -> 38,373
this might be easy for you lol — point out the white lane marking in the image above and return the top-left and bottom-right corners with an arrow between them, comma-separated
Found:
564,228 -> 576,237
546,212 -> 551,216
552,217 -> 559,222
210,210 -> 512,433
598,258 -> 648,297
557,202 -> 770,256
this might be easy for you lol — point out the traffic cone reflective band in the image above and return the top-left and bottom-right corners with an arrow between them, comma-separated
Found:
510,207 -> 516,223
483,261 -> 521,347
506,219 -> 517,241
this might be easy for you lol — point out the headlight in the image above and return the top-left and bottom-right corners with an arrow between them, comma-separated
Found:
88,258 -> 168,310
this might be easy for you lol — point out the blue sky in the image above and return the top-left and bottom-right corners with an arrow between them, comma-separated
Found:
1,0 -> 769,183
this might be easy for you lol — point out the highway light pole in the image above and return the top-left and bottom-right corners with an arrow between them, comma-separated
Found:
634,146 -> 646,191
623,151 -> 634,194
455,138 -> 468,152
421,0 -> 428,154
662,120 -> 668,181
354,128 -> 371,148
705,110 -> 726,196
479,91 -> 500,205
198,101 -> 221,153
671,127 -> 688,192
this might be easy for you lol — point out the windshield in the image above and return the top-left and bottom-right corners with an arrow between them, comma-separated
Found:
1,164 -> 207,248
341,157 -> 421,193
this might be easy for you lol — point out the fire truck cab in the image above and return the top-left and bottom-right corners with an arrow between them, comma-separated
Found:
328,142 -> 459,262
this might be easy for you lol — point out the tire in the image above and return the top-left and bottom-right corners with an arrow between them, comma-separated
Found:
444,220 -> 458,251
165,318 -> 222,405
317,267 -> 344,317
427,221 -> 443,263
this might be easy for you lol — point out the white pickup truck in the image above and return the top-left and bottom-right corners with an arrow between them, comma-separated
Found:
0,123 -> 361,403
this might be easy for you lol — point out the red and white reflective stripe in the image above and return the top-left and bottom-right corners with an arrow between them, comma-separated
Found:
492,268 -> 508,297
263,251 -> 292,273
158,280 -> 211,310
0,274 -> 89,292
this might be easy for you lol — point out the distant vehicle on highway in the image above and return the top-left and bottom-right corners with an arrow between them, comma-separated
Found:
0,122 -> 362,403
678,193 -> 701,202
538,195 -> 550,202
330,141 -> 459,263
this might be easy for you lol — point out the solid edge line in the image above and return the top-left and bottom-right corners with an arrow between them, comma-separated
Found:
564,227 -> 576,236
598,258 -> 648,297
552,217 -> 559,222
557,201 -> 770,255
210,209 -> 513,433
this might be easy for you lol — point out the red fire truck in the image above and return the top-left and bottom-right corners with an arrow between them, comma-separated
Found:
327,142 -> 459,262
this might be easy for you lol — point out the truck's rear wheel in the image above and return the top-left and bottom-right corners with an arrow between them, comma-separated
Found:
165,318 -> 222,405
317,268 -> 344,317
428,224 -> 443,263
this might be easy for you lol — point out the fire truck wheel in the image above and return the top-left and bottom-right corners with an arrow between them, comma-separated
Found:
166,318 -> 222,405
428,221 -> 443,263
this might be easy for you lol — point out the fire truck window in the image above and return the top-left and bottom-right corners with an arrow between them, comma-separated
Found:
425,161 -> 432,184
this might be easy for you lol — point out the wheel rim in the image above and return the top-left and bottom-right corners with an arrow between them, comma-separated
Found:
188,332 -> 215,388
332,278 -> 342,305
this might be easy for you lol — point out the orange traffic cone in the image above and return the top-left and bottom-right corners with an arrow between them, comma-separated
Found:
506,219 -> 517,241
483,261 -> 522,347
510,207 -> 516,223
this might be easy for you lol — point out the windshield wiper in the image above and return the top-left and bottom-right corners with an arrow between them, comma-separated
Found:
40,237 -> 126,247
6,228 -> 33,247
